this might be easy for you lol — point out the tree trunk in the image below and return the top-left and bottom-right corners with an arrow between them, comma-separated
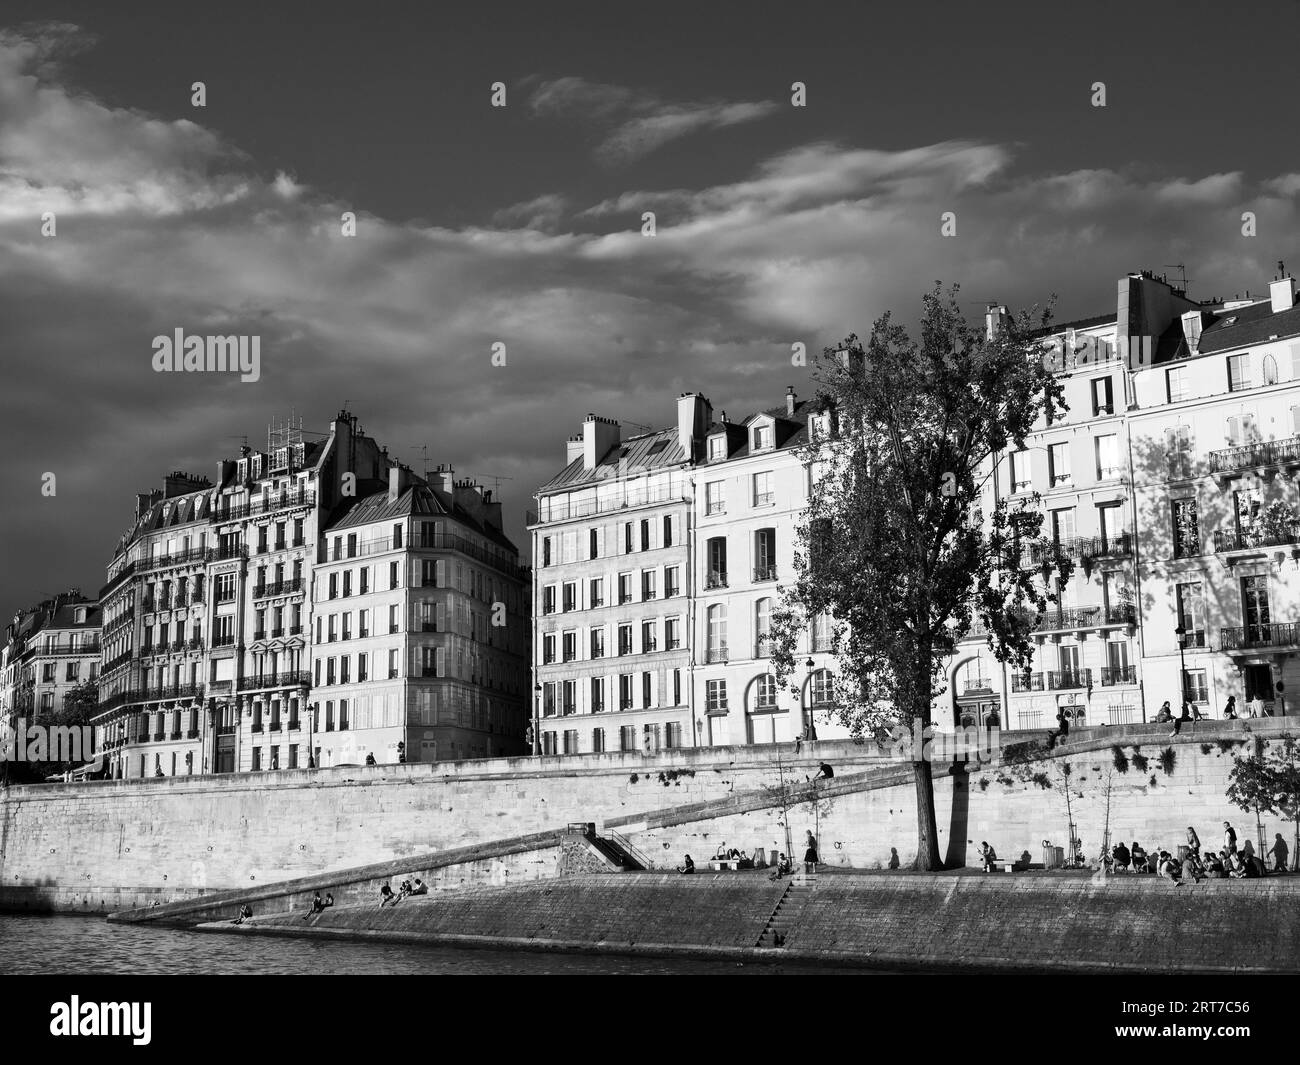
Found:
911,758 -> 943,870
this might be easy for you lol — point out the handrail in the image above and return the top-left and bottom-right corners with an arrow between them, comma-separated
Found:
604,828 -> 655,870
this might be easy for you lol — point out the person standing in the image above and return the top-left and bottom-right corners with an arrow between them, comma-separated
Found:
1223,821 -> 1238,856
1268,834 -> 1289,873
803,831 -> 819,875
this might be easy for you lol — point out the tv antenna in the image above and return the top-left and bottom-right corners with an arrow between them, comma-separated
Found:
472,472 -> 515,493
1163,263 -> 1190,294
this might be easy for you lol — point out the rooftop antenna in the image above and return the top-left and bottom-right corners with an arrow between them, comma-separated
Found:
470,472 -> 515,493
1163,263 -> 1190,295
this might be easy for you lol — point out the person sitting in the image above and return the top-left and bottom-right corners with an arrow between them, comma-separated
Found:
232,904 -> 253,925
1223,696 -> 1238,720
1111,841 -> 1131,872
978,841 -> 998,872
1225,851 -> 1245,878
813,762 -> 834,781
888,847 -> 901,870
1155,701 -> 1172,723
411,878 -> 428,895
769,853 -> 791,880
323,892 -> 334,908
727,848 -> 740,860
1157,851 -> 1182,886
1181,850 -> 1205,883
1129,842 -> 1147,873
379,883 -> 397,907
1202,851 -> 1225,877
737,851 -> 753,869
678,854 -> 695,875
303,892 -> 325,920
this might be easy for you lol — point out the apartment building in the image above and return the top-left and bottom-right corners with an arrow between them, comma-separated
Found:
692,388 -> 843,746
1130,267 -> 1300,717
310,465 -> 529,766
532,410 -> 694,755
945,265 -> 1300,729
0,591 -> 101,761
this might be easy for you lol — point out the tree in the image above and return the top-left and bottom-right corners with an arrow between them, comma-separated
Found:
1228,733 -> 1300,871
770,284 -> 1071,870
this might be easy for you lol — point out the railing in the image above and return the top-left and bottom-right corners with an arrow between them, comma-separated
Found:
1099,665 -> 1137,686
206,544 -> 248,562
331,537 -> 397,561
755,637 -> 772,658
1208,435 -> 1300,475
1106,704 -> 1137,725
237,670 -> 311,692
214,487 -> 317,523
591,644 -> 605,659
1178,629 -> 1207,648
414,532 -> 526,580
604,829 -> 655,870
1035,607 -> 1101,631
1215,526 -> 1300,552
252,577 -> 304,598
706,643 -> 728,664
1011,669 -> 1092,692
1220,622 -> 1300,651
43,639 -> 101,655
536,491 -> 689,524
754,565 -> 778,582
289,625 -> 302,635
253,630 -> 267,641
1104,604 -> 1137,625
706,571 -> 728,589
211,634 -> 237,648
1081,531 -> 1133,560
962,678 -> 992,694
99,560 -> 138,599
1016,710 -> 1044,729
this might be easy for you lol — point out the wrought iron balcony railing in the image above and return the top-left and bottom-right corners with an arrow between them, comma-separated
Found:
753,565 -> 778,583
1220,622 -> 1300,651
1214,526 -> 1300,552
962,678 -> 992,694
706,643 -> 728,664
1208,435 -> 1300,476
706,571 -> 728,589
1099,665 -> 1137,686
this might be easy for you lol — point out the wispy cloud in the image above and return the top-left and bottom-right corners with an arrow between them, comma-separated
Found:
527,75 -> 781,164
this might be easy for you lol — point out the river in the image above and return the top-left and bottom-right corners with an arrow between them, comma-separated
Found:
0,914 -> 847,975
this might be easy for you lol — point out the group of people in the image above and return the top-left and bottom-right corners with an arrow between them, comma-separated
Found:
678,831 -> 821,879
1106,822 -> 1290,884
378,878 -> 429,907
301,891 -> 335,920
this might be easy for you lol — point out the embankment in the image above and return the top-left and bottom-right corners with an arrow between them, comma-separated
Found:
197,871 -> 1300,974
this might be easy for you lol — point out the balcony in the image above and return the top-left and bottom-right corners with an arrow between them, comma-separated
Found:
186,729 -> 200,739
251,723 -> 263,734
755,637 -> 772,658
413,531 -> 526,581
591,645 -> 605,659
289,625 -> 302,635
1099,665 -> 1137,686
274,539 -> 287,551
420,622 -> 438,633
1178,629 -> 1207,648
187,637 -> 204,651
211,634 -> 237,648
1208,435 -> 1300,477
141,597 -> 156,612
1215,526 -> 1300,553
643,639 -> 658,653
705,571 -> 728,590
253,629 -> 267,641
961,678 -> 993,694
206,543 -> 248,562
1011,669 -> 1092,692
754,565 -> 778,583
1220,622 -> 1300,652
169,730 -> 182,740
1034,607 -> 1101,632
1104,604 -> 1137,626
142,546 -> 209,573
590,596 -> 605,608
664,585 -> 679,599
237,670 -> 311,692
153,730 -> 165,741
706,643 -> 728,664
214,487 -> 317,524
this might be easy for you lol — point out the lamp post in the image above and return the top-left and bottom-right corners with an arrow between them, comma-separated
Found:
1174,625 -> 1188,712
805,657 -> 818,741
532,683 -> 542,756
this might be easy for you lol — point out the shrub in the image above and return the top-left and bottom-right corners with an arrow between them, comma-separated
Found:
1130,751 -> 1149,773
1216,739 -> 1239,754
1030,772 -> 1051,790
1112,746 -> 1129,773
629,773 -> 639,783
1159,747 -> 1176,776
1149,775 -> 1158,787
978,777 -> 990,791
1200,743 -> 1213,755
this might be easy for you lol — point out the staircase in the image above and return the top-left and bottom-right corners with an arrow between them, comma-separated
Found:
601,830 -> 654,870
756,872 -> 816,948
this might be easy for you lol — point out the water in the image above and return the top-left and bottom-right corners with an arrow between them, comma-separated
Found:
0,914 -> 842,975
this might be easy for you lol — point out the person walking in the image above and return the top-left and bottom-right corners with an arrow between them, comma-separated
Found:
1223,821 -> 1238,856
803,831 -> 819,875
1268,834 -> 1289,873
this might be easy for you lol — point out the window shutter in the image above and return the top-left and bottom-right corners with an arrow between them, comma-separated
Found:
435,559 -> 446,587
1226,417 -> 1239,446
1292,407 -> 1300,436
435,647 -> 445,678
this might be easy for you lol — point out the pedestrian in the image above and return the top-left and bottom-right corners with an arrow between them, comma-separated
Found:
678,854 -> 695,875
1224,696 -> 1238,720
813,761 -> 834,781
1223,821 -> 1238,856
888,847 -> 900,870
793,733 -> 803,755
1268,834 -> 1289,873
803,831 -> 819,875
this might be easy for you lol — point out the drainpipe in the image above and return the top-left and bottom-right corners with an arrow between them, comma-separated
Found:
686,472 -> 698,747
1124,404 -> 1148,723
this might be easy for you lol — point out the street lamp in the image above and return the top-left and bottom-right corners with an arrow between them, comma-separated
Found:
805,657 -> 818,741
1174,625 -> 1188,712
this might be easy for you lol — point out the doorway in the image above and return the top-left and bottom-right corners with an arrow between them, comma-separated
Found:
1243,663 -> 1273,703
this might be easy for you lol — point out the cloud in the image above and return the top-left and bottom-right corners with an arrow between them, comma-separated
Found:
527,75 -> 780,164
1,27 -> 1299,614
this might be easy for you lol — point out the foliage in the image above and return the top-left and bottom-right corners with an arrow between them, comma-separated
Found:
1130,750 -> 1149,773
1228,734 -> 1300,870
769,284 -> 1065,869
1111,746 -> 1129,773
1159,747 -> 1177,776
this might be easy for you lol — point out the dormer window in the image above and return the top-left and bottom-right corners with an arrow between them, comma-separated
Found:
753,425 -> 772,450
707,436 -> 727,462
74,607 -> 87,624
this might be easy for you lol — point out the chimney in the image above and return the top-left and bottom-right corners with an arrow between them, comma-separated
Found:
1180,310 -> 1204,355
786,386 -> 797,417
387,466 -> 411,503
216,459 -> 235,488
1270,272 -> 1296,314
676,394 -> 711,461
429,463 -> 454,493
582,415 -> 621,471
566,434 -> 584,466
985,303 -> 1007,341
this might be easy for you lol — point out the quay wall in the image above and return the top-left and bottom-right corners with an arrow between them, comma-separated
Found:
1,722 -> 1295,914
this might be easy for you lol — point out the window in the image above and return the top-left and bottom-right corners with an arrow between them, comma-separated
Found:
1091,376 -> 1114,416
1048,442 -> 1071,487
672,668 -> 681,705
619,724 -> 636,751
666,617 -> 681,650
358,653 -> 368,683
619,674 -> 633,710
618,573 -> 633,605
543,633 -> 556,664
705,481 -> 725,516
562,681 -> 576,716
389,561 -> 400,589
1228,353 -> 1250,392
359,609 -> 370,637
542,586 -> 556,615
342,613 -> 352,640
618,624 -> 633,656
1098,505 -> 1124,550
1010,451 -> 1031,493
665,566 -> 680,597
1225,414 -> 1259,446
393,523 -> 403,549
592,728 -> 605,752
388,649 -> 399,679
755,598 -> 772,657
642,671 -> 654,708
1176,583 -> 1206,642
706,537 -> 727,588
1050,508 -> 1075,546
706,679 -> 728,712
326,658 -> 336,685
641,620 -> 657,653
707,604 -> 727,662
252,748 -> 262,771
589,577 -> 604,608
589,528 -> 600,560
811,670 -> 835,705
542,536 -> 552,567
663,515 -> 674,547
541,732 -> 557,755
1172,498 -> 1200,558
753,471 -> 774,506
421,559 -> 438,587
342,571 -> 352,597
1095,434 -> 1120,480
640,519 -> 651,551
388,604 -> 399,634
624,522 -> 633,553
754,528 -> 777,580
562,631 -> 577,663
753,674 -> 777,709
542,682 -> 557,717
360,567 -> 370,594
591,677 -> 605,713
1165,424 -> 1194,478
590,627 -> 605,658
708,436 -> 726,461
642,569 -> 657,600
563,729 -> 579,754
1183,668 -> 1209,704
753,424 -> 771,450
562,582 -> 576,612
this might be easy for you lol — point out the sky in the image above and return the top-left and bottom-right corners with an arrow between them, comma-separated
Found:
1,0 -> 1299,615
